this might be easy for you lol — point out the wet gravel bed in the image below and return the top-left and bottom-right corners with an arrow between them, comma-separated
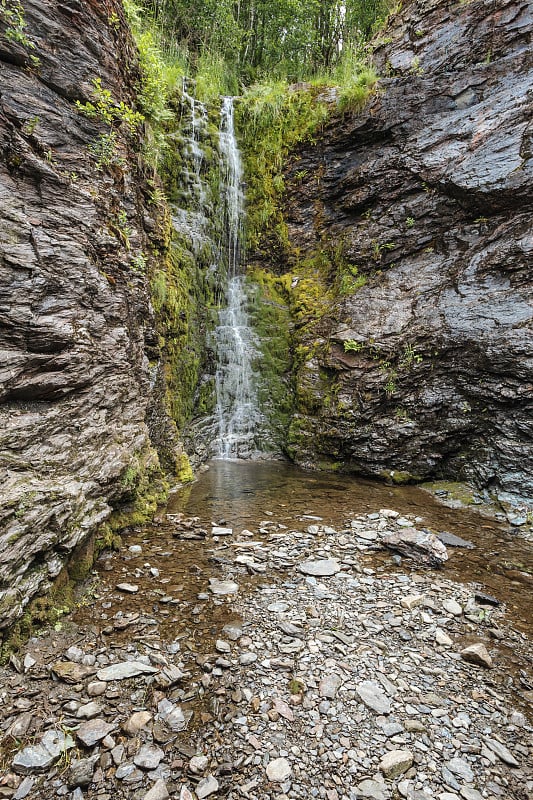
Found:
0,507 -> 531,800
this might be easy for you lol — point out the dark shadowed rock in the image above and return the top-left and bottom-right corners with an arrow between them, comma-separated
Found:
272,0 -> 533,505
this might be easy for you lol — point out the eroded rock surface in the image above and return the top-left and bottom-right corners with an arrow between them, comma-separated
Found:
0,1 -> 180,631
279,0 -> 533,502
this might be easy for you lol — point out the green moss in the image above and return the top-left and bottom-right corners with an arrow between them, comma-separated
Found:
176,452 -> 194,484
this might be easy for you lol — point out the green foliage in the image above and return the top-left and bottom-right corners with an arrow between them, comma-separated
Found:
88,131 -> 124,170
343,339 -> 364,353
76,78 -> 144,131
236,82 -> 329,248
0,0 -> 34,49
134,0 -> 395,85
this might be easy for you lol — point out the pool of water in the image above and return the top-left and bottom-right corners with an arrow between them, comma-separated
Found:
169,460 -> 533,633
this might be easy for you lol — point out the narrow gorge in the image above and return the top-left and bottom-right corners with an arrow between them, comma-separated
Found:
0,0 -> 531,797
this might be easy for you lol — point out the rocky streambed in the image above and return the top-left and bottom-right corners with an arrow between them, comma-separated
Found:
0,463 -> 531,800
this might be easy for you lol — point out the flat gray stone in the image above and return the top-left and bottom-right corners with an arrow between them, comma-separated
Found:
96,661 -> 159,681
196,775 -> 219,798
446,757 -> 474,783
13,777 -> 35,799
298,559 -> 341,577
211,526 -> 233,536
144,780 -> 170,800
76,719 -> 116,747
353,780 -> 391,800
356,680 -> 391,714
134,744 -> 164,770
12,730 -> 75,774
319,674 -> 343,699
157,699 -> 191,732
209,578 -> 239,595
116,583 -> 139,593
68,755 -> 99,788
484,738 -> 519,766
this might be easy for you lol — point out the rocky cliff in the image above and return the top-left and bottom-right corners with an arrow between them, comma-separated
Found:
0,0 -> 181,634
278,0 -> 532,503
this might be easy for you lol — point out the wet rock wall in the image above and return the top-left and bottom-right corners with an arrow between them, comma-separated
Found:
279,0 -> 533,502
0,0 -> 181,632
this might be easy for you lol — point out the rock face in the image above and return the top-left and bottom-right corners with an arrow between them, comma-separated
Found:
0,1 -> 182,631
278,0 -> 533,502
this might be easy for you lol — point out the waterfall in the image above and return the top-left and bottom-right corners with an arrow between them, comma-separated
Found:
212,98 -> 264,459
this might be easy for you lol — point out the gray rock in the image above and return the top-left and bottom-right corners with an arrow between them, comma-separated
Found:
96,661 -> 159,681
484,738 -> 519,766
76,701 -> 102,719
86,681 -> 107,697
76,719 -> 116,747
319,674 -> 343,699
239,652 -> 258,665
460,789 -> 484,800
446,757 -> 474,783
356,680 -> 391,714
116,583 -> 139,593
68,756 -> 99,787
381,529 -> 448,567
298,559 -> 341,576
443,599 -> 462,616
143,779 -> 170,800
209,578 -> 239,595
134,744 -> 164,770
12,730 -> 75,774
353,780 -> 391,800
196,775 -> 220,798
437,531 -> 474,549
13,777 -> 35,800
157,699 -> 191,732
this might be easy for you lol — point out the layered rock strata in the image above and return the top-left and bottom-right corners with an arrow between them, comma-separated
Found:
0,0 -> 179,630
281,0 -> 532,502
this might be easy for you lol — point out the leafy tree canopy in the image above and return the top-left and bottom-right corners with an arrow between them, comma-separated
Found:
136,0 -> 394,86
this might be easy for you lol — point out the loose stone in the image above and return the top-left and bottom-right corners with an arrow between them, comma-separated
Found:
266,757 -> 292,782
196,775 -> 220,798
460,643 -> 492,668
298,559 -> 341,577
144,779 -> 170,800
379,749 -> 414,778
134,744 -> 165,770
356,681 -> 391,714
96,661 -> 159,681
76,719 -> 116,747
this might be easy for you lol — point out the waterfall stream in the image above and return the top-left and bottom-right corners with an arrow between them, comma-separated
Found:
212,98 -> 264,459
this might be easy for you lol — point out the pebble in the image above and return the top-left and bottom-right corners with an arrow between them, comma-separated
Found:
123,710 -> 152,735
353,780 -> 390,799
298,559 -> 341,576
96,661 -> 159,681
266,757 -> 292,782
209,578 -> 239,595
196,775 -> 219,798
134,744 -> 164,770
116,583 -> 139,593
379,749 -> 414,778
76,719 -> 116,747
356,680 -> 391,714
459,643 -> 493,668
443,599 -> 462,616
143,779 -> 170,800
484,737 -> 519,766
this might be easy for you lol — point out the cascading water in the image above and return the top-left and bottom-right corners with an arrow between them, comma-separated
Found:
212,97 -> 265,459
